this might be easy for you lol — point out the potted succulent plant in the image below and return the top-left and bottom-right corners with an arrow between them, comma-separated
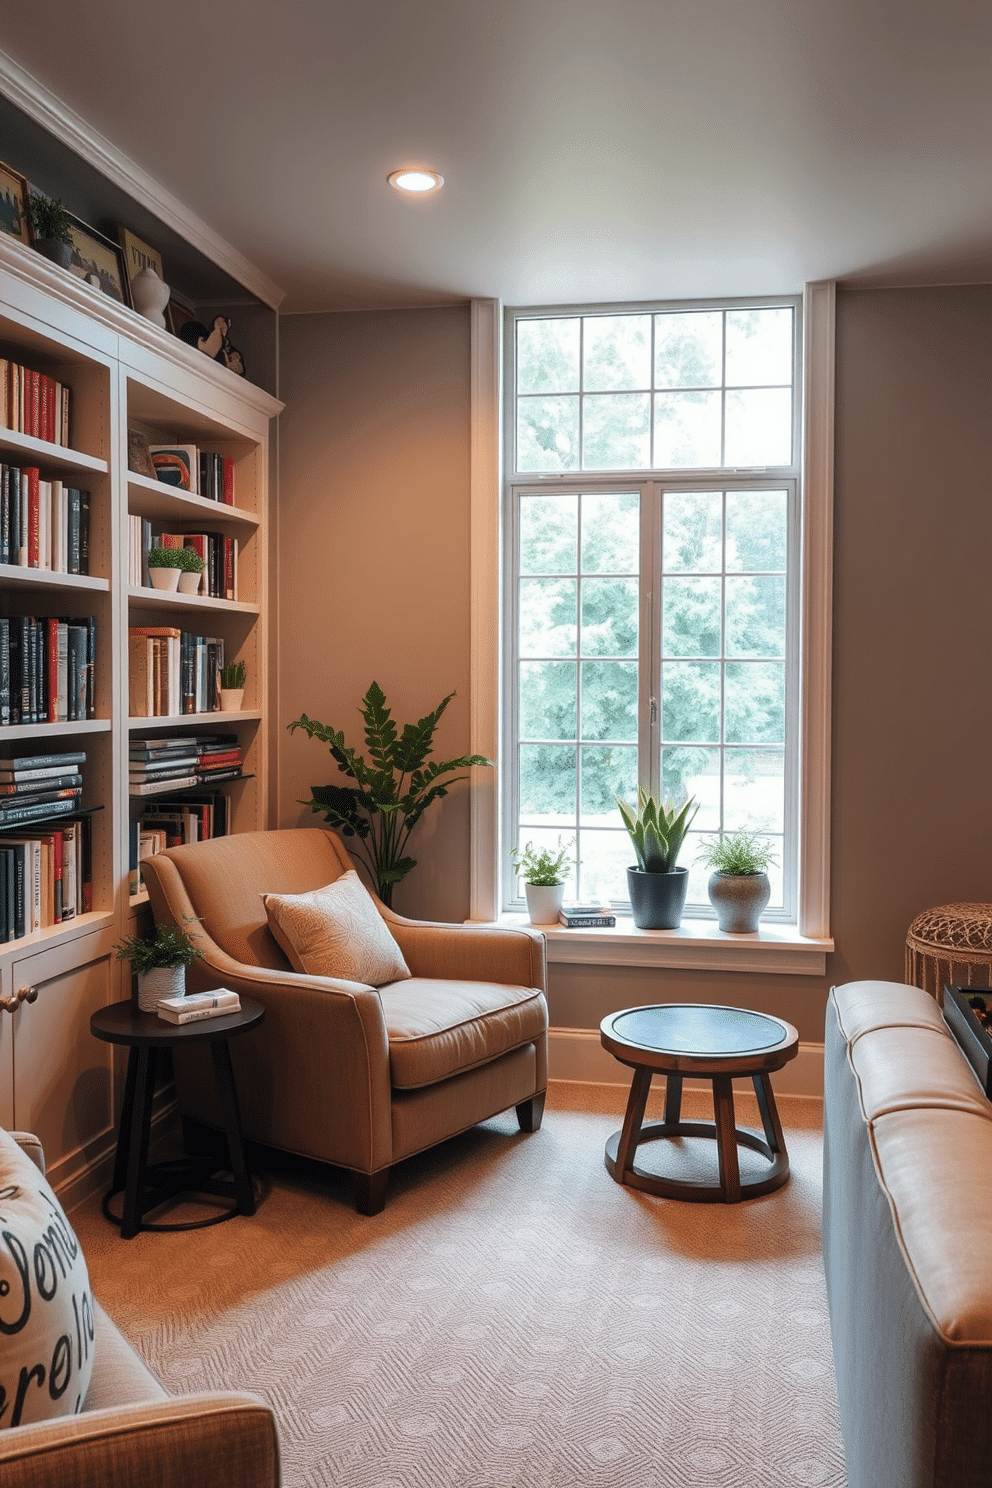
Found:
147,545 -> 182,591
114,921 -> 204,1012
510,838 -> 575,925
172,544 -> 207,594
26,192 -> 74,268
219,659 -> 246,712
616,788 -> 698,929
696,828 -> 777,933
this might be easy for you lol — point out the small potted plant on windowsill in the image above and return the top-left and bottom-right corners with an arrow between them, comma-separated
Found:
172,544 -> 207,594
219,659 -> 246,712
696,828 -> 777,933
26,192 -> 74,269
616,789 -> 698,929
114,921 -> 204,1012
510,839 -> 575,925
147,545 -> 182,591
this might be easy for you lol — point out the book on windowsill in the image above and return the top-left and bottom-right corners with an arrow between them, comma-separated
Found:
558,904 -> 616,928
157,988 -> 241,1024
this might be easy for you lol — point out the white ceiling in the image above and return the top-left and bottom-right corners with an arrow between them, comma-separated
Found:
5,0 -> 992,313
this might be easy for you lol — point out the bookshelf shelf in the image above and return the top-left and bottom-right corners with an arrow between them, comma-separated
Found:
126,474 -> 259,529
128,711 -> 261,729
0,429 -> 108,474
127,587 -> 260,616
0,564 -> 110,593
1,719 -> 112,741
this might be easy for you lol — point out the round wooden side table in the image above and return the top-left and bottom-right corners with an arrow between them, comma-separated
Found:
600,1002 -> 799,1203
90,996 -> 264,1240
905,903 -> 992,1002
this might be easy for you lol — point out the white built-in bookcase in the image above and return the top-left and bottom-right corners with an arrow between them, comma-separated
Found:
0,232 -> 281,1201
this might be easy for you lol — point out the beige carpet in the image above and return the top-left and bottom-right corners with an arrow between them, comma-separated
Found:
73,1083 -> 847,1488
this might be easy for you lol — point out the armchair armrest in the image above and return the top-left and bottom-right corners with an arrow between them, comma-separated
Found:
8,1131 -> 45,1174
0,1393 -> 279,1488
381,911 -> 547,992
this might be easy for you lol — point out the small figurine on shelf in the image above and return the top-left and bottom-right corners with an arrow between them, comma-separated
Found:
178,313 -> 246,377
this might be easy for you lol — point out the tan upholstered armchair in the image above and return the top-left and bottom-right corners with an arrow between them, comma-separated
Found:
140,828 -> 548,1214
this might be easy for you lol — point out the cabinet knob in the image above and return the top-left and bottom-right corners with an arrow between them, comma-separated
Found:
15,986 -> 38,1005
0,995 -> 17,1014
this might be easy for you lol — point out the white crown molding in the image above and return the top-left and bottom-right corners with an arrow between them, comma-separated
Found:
0,46 -> 285,311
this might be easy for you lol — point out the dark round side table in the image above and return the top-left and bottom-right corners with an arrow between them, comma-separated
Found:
90,996 -> 264,1239
600,1003 -> 799,1203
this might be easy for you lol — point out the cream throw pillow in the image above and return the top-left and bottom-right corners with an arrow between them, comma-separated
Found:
0,1128 -> 96,1427
263,870 -> 411,985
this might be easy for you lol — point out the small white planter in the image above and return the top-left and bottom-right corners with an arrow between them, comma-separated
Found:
149,567 -> 181,591
524,882 -> 565,925
137,964 -> 185,1013
219,688 -> 245,713
177,570 -> 203,594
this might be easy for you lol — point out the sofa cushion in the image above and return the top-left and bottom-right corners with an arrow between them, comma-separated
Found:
0,1128 -> 95,1428
263,870 -> 410,986
378,978 -> 548,1089
850,1023 -> 992,1124
831,979 -> 946,1047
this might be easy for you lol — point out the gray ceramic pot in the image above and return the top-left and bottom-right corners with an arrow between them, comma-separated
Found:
626,866 -> 688,929
707,871 -> 771,933
35,239 -> 73,269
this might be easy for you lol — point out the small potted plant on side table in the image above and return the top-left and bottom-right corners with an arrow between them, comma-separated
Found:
26,192 -> 74,268
219,659 -> 246,711
115,922 -> 204,1012
147,545 -> 182,591
510,839 -> 575,925
696,828 -> 777,933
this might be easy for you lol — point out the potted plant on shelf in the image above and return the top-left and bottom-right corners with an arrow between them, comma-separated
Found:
219,659 -> 246,712
510,839 -> 575,925
287,681 -> 492,906
616,788 -> 698,929
147,545 -> 182,591
26,192 -> 74,268
172,544 -> 207,594
114,921 -> 204,1012
696,828 -> 777,933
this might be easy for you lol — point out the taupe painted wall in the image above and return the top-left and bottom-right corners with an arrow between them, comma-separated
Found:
276,287 -> 992,1045
276,306 -> 473,924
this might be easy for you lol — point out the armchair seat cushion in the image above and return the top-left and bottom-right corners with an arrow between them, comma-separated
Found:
379,978 -> 548,1089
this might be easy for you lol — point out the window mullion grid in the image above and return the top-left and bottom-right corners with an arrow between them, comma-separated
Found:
642,482 -> 662,804
719,488 -> 728,836
574,497 -> 583,884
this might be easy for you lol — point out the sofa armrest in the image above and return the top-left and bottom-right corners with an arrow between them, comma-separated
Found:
381,911 -> 548,992
8,1131 -> 45,1175
0,1392 -> 279,1488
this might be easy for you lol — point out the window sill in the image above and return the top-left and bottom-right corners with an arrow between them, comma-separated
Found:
496,913 -> 833,975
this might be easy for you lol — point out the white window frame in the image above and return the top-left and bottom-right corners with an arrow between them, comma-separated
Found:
468,285 -> 834,975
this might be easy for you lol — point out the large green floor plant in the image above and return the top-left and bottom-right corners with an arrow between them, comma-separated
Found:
288,682 -> 492,906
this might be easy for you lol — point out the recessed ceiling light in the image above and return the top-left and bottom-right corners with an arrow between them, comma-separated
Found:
388,168 -> 444,195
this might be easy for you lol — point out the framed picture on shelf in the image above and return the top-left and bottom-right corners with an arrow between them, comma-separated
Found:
166,289 -> 196,338
117,227 -> 164,298
66,214 -> 131,306
0,160 -> 30,246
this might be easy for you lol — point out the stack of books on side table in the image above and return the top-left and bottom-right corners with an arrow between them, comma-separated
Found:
558,903 -> 616,928
157,989 -> 241,1025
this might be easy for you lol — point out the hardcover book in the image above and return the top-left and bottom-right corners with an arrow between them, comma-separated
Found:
149,444 -> 199,493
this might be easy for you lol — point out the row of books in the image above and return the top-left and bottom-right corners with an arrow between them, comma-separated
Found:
0,616 -> 97,726
128,628 -> 229,718
1,466 -> 91,573
0,817 -> 93,942
0,750 -> 87,830
129,733 -> 242,797
148,444 -> 235,504
157,989 -> 241,1025
0,359 -> 71,447
129,781 -> 231,892
127,517 -> 238,599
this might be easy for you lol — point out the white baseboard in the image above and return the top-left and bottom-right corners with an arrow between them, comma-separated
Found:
549,1026 -> 824,1100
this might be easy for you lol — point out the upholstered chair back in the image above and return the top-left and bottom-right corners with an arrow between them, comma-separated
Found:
156,828 -> 351,969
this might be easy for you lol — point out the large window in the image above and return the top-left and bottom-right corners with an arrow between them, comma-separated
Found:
504,299 -> 801,919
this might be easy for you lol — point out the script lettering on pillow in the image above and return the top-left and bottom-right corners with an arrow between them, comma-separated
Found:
0,1135 -> 95,1428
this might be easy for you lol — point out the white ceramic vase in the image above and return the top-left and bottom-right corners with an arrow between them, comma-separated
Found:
219,688 -> 245,712
149,566 -> 181,591
524,882 -> 565,925
130,266 -> 171,328
137,964 -> 185,1013
177,570 -> 202,593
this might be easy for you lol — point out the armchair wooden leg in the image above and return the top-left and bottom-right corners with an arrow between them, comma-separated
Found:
516,1092 -> 546,1133
353,1169 -> 389,1215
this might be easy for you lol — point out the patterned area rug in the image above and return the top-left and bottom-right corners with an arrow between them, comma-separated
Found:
73,1083 -> 847,1488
